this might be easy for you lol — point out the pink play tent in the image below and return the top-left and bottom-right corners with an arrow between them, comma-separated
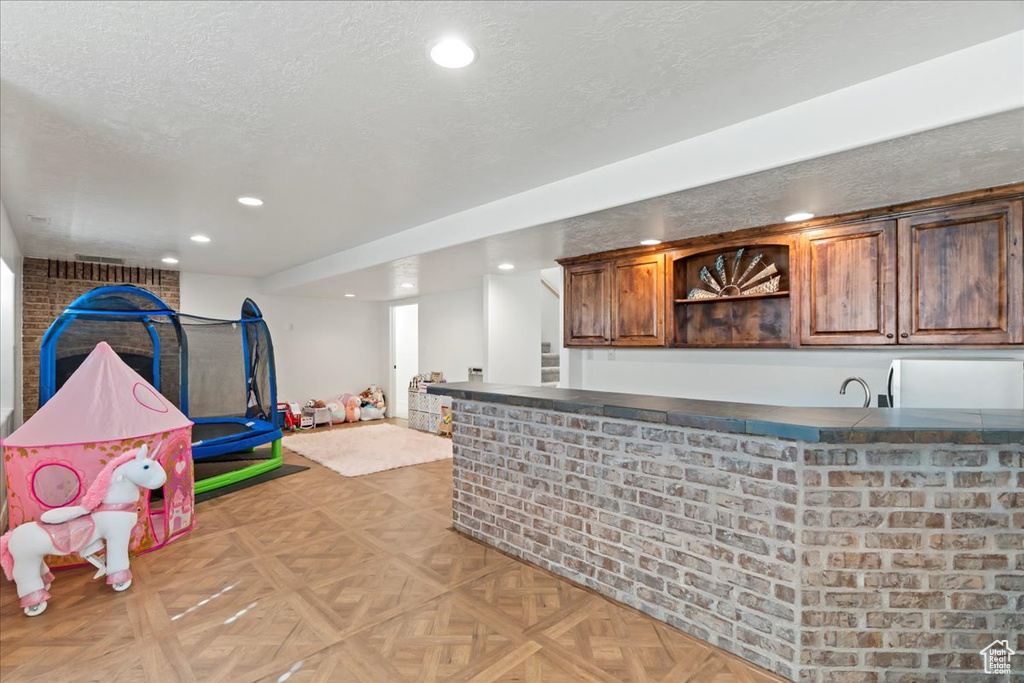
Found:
2,342 -> 195,568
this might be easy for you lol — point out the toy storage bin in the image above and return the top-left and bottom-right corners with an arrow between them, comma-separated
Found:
408,392 -> 452,433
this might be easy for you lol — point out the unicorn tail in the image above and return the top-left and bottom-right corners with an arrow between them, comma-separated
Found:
0,529 -> 14,581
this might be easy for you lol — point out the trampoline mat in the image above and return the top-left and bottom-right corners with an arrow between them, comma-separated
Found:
192,421 -> 254,443
195,464 -> 309,504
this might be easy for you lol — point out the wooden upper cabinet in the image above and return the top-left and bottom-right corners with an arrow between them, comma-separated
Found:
898,199 -> 1023,345
559,187 -> 1023,349
800,220 -> 897,345
611,254 -> 665,346
564,261 -> 611,346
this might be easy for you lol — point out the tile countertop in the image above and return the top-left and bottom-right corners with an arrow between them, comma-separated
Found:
427,383 -> 1024,444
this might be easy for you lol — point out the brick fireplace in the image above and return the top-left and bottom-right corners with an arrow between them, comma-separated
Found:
21,258 -> 179,420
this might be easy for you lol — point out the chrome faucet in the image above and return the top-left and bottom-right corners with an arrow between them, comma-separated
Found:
840,377 -> 871,408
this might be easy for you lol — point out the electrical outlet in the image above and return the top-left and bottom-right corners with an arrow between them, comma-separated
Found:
607,349 -> 615,361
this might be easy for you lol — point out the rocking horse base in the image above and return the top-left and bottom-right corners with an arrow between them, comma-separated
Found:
19,588 -> 51,616
106,569 -> 132,592
24,601 -> 47,617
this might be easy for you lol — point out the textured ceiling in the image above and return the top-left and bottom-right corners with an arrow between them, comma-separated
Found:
289,109 -> 1024,300
2,0 -> 1022,277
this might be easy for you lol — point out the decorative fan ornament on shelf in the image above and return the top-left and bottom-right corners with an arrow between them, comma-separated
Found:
686,248 -> 781,299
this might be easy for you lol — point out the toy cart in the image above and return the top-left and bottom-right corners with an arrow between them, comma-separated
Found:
301,406 -> 332,428
277,402 -> 303,431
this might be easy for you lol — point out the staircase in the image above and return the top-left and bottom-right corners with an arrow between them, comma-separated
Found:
541,342 -> 560,386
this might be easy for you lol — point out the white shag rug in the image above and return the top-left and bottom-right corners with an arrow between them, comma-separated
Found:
285,423 -> 452,476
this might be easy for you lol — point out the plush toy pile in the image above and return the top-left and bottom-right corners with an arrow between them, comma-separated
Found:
306,386 -> 386,424
358,385 -> 386,420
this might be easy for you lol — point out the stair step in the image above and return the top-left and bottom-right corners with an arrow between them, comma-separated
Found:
541,367 -> 560,382
541,341 -> 552,354
541,353 -> 560,367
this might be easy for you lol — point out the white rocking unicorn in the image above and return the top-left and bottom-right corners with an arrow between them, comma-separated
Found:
0,444 -> 166,616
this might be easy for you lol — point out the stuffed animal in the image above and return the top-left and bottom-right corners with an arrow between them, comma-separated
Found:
345,396 -> 361,422
357,385 -> 386,421
305,398 -> 327,410
359,385 -> 386,410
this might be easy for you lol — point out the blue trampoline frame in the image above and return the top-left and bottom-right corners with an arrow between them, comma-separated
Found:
39,285 -> 282,489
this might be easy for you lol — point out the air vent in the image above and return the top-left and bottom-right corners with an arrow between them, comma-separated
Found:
75,254 -> 125,265
26,214 -> 51,226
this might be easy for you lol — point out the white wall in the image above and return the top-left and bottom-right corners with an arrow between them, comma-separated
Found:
414,287 -> 485,383
540,267 -> 561,351
179,273 -> 384,406
566,347 -> 1024,408
484,272 -> 542,385
379,287 -> 486,416
0,200 -> 23,530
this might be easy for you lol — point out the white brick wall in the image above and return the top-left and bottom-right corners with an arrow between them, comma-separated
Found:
449,399 -> 1023,682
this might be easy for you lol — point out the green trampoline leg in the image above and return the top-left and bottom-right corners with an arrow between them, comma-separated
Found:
194,439 -> 283,494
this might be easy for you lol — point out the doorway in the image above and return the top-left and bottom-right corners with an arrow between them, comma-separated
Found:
390,304 -> 419,419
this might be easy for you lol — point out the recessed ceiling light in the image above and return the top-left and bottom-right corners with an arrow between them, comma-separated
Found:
344,293 -> 356,298
785,212 -> 815,222
640,239 -> 662,246
400,283 -> 415,289
190,235 -> 211,243
430,37 -> 476,68
237,197 -> 263,207
161,257 -> 179,264
498,263 -> 515,270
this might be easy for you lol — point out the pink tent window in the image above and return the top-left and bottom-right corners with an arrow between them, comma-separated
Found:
133,382 -> 169,413
31,463 -> 83,509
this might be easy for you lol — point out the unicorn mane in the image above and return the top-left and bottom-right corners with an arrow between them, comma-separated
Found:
80,450 -> 140,510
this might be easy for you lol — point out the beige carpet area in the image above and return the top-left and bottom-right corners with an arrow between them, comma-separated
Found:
284,422 -> 453,476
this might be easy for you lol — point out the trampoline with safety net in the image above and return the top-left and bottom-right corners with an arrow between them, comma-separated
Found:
38,286 -> 282,493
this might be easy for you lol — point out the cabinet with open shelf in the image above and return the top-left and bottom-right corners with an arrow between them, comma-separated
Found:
667,240 -> 794,348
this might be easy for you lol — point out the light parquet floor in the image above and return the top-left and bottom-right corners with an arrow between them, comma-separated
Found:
0,420 -> 785,683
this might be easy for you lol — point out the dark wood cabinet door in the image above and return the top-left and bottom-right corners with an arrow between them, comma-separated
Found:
564,261 -> 611,346
800,220 -> 897,345
611,254 -> 665,346
898,199 -> 1023,344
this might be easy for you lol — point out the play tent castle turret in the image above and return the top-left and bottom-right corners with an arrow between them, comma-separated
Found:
2,342 -> 194,567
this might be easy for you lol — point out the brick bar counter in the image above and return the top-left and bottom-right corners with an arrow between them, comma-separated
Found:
428,383 -> 1024,682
